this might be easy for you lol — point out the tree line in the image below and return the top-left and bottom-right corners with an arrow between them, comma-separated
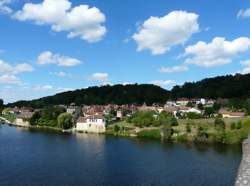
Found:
5,73 -> 250,108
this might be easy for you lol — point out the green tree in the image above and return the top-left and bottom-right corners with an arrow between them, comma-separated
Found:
162,123 -> 173,141
213,103 -> 221,112
186,122 -> 191,133
57,113 -> 73,129
0,99 -> 3,108
170,117 -> 178,126
114,125 -> 120,133
29,111 -> 41,126
130,111 -> 155,128
244,99 -> 250,115
236,121 -> 242,130
230,122 -> 236,130
214,117 -> 225,129
197,103 -> 204,110
204,107 -> 215,117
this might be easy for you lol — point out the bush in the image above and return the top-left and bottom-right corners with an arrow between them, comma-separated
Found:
230,122 -> 236,130
57,113 -> 73,129
186,122 -> 191,133
186,112 -> 202,119
236,121 -> 242,129
113,125 -> 120,133
137,129 -> 161,139
214,117 -> 225,129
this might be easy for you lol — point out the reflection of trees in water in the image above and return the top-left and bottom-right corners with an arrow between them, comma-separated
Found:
193,142 -> 241,155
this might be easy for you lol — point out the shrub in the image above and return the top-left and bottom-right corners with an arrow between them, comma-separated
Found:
57,113 -> 73,129
230,122 -> 236,130
137,129 -> 161,139
114,125 -> 120,133
214,117 -> 225,129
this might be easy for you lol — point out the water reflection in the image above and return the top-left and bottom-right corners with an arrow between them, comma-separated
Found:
0,125 -> 243,186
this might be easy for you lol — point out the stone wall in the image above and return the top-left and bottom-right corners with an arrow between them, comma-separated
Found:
235,135 -> 250,186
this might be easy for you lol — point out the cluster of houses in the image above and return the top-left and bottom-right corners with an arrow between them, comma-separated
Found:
2,97 -> 246,133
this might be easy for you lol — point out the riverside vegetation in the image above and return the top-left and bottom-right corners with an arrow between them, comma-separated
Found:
106,111 -> 250,144
1,106 -> 250,144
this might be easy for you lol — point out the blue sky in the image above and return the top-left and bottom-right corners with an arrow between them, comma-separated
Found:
0,0 -> 250,103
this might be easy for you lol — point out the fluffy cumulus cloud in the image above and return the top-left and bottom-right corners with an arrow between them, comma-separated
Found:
0,74 -> 20,84
238,60 -> 250,74
0,60 -> 33,84
37,51 -> 81,67
184,37 -> 250,67
237,9 -> 250,19
0,0 -> 12,14
91,72 -> 109,82
132,10 -> 199,55
14,0 -> 106,42
150,80 -> 175,88
159,65 -> 189,73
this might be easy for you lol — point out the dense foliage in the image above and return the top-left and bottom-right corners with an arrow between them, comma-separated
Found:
7,73 -> 250,108
8,84 -> 170,108
0,99 -> 3,108
29,107 -> 66,128
127,111 -> 178,128
57,113 -> 73,129
171,73 -> 250,99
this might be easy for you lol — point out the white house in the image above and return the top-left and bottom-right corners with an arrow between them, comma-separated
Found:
76,115 -> 106,133
176,98 -> 189,106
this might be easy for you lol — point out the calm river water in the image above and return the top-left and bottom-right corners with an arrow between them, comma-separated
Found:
0,124 -> 242,186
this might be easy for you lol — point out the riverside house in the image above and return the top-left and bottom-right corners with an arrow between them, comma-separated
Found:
219,110 -> 245,118
15,111 -> 34,127
76,115 -> 106,133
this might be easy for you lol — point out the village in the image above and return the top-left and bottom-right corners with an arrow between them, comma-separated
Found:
1,97 -> 246,134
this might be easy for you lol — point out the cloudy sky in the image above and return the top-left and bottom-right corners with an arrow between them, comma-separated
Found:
0,0 -> 250,103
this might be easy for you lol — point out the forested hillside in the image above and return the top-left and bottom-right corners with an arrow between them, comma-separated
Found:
171,73 -> 250,99
7,73 -> 250,108
7,84 -> 170,108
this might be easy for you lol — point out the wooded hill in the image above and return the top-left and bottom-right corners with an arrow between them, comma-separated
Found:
7,73 -> 250,108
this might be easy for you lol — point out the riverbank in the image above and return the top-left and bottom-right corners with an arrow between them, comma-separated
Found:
107,117 -> 250,145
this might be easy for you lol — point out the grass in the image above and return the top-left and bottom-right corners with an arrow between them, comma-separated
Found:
108,117 -> 250,144
1,113 -> 16,123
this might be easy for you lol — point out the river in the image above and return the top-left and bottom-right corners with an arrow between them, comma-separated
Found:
0,124 -> 242,186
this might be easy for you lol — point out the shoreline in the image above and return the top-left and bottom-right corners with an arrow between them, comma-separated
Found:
2,121 -> 244,145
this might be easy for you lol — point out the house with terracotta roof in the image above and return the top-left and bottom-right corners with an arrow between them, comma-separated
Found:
76,115 -> 106,133
176,98 -> 189,106
219,110 -> 245,118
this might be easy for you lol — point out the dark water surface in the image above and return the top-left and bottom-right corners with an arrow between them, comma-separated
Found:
0,124 -> 242,186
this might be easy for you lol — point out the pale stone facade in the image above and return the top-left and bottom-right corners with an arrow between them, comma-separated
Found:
76,116 -> 106,133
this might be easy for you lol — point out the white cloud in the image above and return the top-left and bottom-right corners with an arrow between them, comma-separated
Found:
237,9 -> 250,19
14,0 -> 106,43
132,10 -> 199,55
0,60 -> 33,74
90,72 -> 109,82
0,0 -> 12,14
37,51 -> 81,67
238,60 -> 250,74
0,59 -> 33,84
50,71 -> 70,77
159,65 -> 189,73
150,80 -> 175,88
0,74 -> 20,84
14,63 -> 34,74
184,37 -> 250,67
